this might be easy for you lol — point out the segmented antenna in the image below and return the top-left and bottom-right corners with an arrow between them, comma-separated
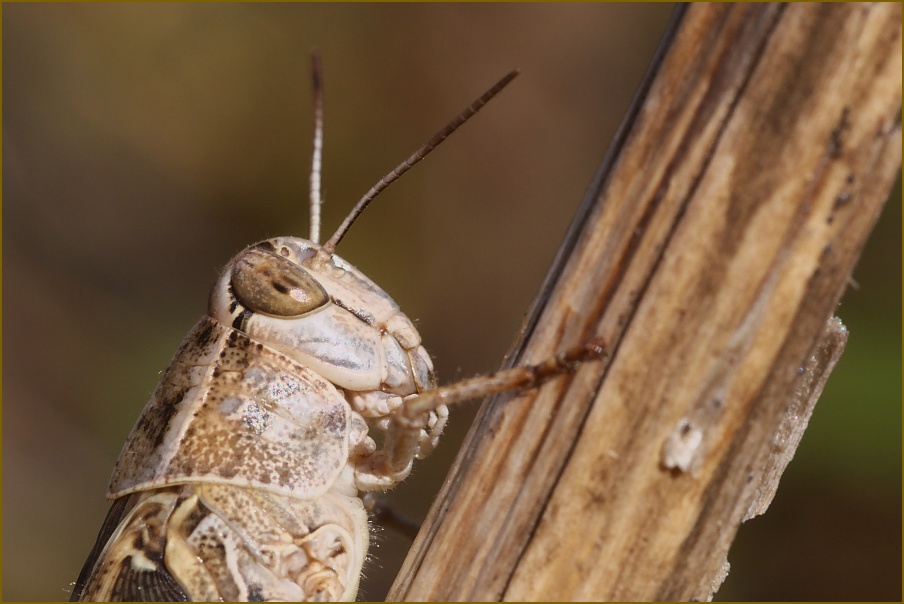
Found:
309,52 -> 324,244
317,69 -> 520,259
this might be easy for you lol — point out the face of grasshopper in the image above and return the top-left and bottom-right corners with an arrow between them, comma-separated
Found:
210,237 -> 435,396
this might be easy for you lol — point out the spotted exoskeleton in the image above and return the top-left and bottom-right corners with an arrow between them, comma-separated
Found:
71,62 -> 604,602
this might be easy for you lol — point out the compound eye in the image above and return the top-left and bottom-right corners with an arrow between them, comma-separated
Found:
231,247 -> 328,317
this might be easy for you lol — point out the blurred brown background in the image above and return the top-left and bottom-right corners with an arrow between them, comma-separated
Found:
3,4 -> 899,601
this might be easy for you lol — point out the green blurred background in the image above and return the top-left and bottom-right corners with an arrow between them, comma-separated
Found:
3,4 -> 899,601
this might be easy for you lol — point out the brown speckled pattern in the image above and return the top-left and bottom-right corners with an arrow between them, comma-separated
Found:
109,317 -> 351,500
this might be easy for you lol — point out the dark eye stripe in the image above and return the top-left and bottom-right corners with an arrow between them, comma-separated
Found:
332,297 -> 376,326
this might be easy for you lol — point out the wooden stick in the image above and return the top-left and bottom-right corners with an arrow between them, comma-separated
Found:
388,3 -> 901,600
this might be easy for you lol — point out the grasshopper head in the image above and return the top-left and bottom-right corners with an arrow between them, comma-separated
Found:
209,237 -> 434,396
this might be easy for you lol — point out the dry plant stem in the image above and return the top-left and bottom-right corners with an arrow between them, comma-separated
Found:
390,3 -> 901,602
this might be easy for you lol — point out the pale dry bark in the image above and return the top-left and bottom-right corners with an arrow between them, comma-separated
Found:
388,3 -> 902,601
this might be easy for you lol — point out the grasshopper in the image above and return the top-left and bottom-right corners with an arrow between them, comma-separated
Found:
71,58 -> 604,602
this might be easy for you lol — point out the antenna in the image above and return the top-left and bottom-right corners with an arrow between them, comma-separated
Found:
316,69 -> 520,260
309,52 -> 324,244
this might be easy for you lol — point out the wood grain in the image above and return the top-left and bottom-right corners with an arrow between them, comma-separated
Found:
389,3 -> 901,600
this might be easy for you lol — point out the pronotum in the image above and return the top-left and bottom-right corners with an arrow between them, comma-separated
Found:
70,58 -> 604,602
